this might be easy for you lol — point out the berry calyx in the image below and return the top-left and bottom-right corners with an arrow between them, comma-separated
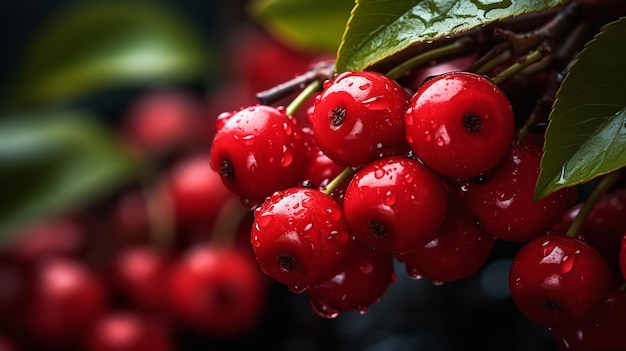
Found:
404,71 -> 514,178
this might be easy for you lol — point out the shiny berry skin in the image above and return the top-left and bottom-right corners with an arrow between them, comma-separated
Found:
508,234 -> 613,328
404,71 -> 514,178
342,156 -> 448,254
312,70 -> 411,167
553,187 -> 626,281
251,187 -> 356,289
551,288 -> 626,351
394,195 -> 495,283
166,245 -> 268,337
307,240 -> 396,318
84,311 -> 173,351
462,141 -> 575,242
210,105 -> 308,205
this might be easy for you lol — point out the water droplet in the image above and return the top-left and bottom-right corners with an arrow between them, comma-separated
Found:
216,111 -> 233,130
280,147 -> 293,167
405,265 -> 423,280
242,134 -> 255,146
283,122 -> 293,136
355,305 -> 369,314
310,299 -> 340,319
288,285 -> 307,294
435,136 -> 445,146
360,262 -> 373,274
384,190 -> 396,206
359,83 -> 371,90
560,254 -> 575,274
256,212 -> 274,229
361,96 -> 390,110
374,168 -> 385,179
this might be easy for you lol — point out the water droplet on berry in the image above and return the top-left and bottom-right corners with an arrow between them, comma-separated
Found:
560,254 -> 575,274
326,207 -> 341,221
355,305 -> 369,314
384,190 -> 396,206
251,235 -> 260,248
405,266 -> 423,280
283,122 -> 293,136
362,96 -> 390,111
242,134 -> 255,146
289,285 -> 307,294
240,198 -> 259,210
360,262 -> 373,274
280,147 -> 294,167
216,111 -> 233,130
256,212 -> 274,229
435,136 -> 445,146
310,299 -> 340,319
374,168 -> 385,179
246,154 -> 257,172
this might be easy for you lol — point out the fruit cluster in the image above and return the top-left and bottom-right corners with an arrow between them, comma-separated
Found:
209,56 -> 626,348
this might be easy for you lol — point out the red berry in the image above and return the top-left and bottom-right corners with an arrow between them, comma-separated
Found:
84,311 -> 173,351
462,141 -> 575,242
23,256 -> 107,346
404,71 -> 514,178
342,155 -> 448,253
108,245 -> 171,312
307,240 -> 396,318
210,105 -> 309,205
251,187 -> 356,289
553,187 -> 626,281
121,89 -> 201,157
166,245 -> 268,337
164,154 -> 237,230
312,70 -> 411,167
551,288 -> 626,350
394,195 -> 495,283
508,234 -> 613,328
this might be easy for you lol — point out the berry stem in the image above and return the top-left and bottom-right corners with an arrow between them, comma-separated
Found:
470,44 -> 512,75
565,170 -> 623,238
321,166 -> 354,196
385,36 -> 474,81
286,79 -> 321,117
490,46 -> 546,86
256,60 -> 334,105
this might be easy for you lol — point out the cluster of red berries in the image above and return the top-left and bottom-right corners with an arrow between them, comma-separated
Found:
209,67 -> 626,348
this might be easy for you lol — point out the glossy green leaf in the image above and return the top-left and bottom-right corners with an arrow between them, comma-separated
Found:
0,111 -> 140,244
336,0 -> 569,73
535,17 -> 626,199
8,2 -> 209,109
248,0 -> 354,53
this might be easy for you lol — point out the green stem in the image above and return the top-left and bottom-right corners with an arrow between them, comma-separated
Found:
385,36 -> 474,81
286,80 -> 321,117
565,170 -> 622,238
491,47 -> 546,85
474,49 -> 512,76
321,167 -> 354,196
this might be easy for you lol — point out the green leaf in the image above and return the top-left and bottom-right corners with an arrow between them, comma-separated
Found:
0,111 -> 140,244
336,0 -> 569,73
535,17 -> 626,199
8,2 -> 209,110
248,0 -> 355,54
